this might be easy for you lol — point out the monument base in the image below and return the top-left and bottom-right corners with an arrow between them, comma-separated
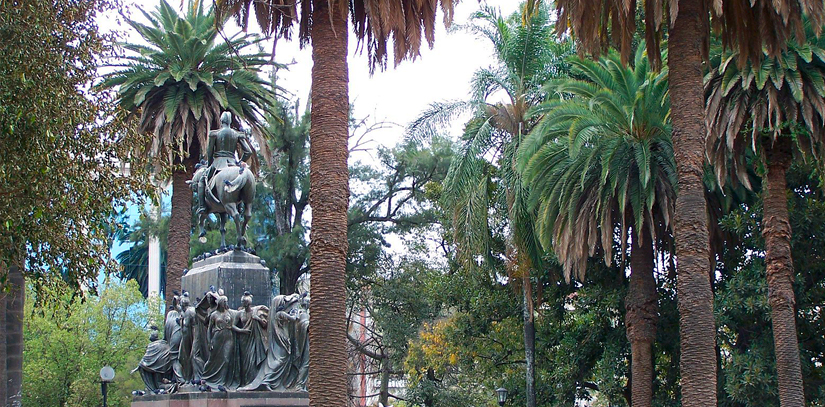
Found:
182,250 -> 272,310
131,391 -> 308,407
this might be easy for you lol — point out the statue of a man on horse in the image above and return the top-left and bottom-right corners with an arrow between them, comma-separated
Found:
189,111 -> 256,249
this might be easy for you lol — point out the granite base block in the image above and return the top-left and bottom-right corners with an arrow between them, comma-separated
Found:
131,391 -> 308,407
182,251 -> 272,310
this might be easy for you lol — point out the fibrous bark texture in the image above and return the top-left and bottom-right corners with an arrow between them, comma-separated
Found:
669,1 -> 717,405
762,139 -> 805,407
308,1 -> 350,406
626,228 -> 658,407
168,158 -> 196,311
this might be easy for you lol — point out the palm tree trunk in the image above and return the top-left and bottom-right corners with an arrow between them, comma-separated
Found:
762,139 -> 805,407
668,1 -> 717,405
5,264 -> 23,407
0,278 -> 6,405
167,158 -> 196,312
523,275 -> 536,407
626,227 -> 658,407
308,1 -> 350,406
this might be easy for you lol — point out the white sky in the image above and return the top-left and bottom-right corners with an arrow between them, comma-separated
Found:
105,1 -> 521,262
106,0 -> 520,164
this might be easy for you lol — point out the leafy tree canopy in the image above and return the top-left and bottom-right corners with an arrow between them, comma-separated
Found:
0,0 -> 154,286
23,279 -> 161,407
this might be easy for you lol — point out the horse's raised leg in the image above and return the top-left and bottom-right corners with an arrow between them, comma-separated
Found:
219,212 -> 228,250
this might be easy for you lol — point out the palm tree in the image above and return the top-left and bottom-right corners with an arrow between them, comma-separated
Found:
704,22 -> 825,406
553,1 -> 825,404
518,48 -> 674,407
100,0 -> 274,311
214,0 -> 459,404
411,4 -> 572,405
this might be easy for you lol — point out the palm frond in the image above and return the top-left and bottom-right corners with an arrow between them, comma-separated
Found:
99,0 -> 279,170
519,46 -> 675,281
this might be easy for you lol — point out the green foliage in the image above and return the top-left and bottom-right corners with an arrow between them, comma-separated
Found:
537,269 -> 630,406
115,208 -> 169,297
714,162 -> 825,406
705,19 -> 825,188
253,95 -> 310,294
419,2 -> 574,276
345,135 -> 455,405
23,279 -> 160,407
518,46 -> 674,281
0,0 -> 154,284
99,0 -> 276,170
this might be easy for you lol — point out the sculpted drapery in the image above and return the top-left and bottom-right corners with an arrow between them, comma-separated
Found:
136,290 -> 309,393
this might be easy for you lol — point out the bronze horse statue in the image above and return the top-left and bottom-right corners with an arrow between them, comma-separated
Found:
189,163 -> 256,248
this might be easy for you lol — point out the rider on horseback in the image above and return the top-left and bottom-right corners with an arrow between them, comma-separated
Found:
198,112 -> 254,215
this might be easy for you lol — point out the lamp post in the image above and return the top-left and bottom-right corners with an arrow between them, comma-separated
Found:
496,387 -> 508,407
100,366 -> 115,407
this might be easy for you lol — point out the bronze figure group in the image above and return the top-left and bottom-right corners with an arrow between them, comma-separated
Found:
134,291 -> 310,394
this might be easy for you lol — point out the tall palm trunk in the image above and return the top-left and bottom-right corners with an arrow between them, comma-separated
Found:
668,1 -> 717,405
167,157 -> 196,312
0,272 -> 6,405
0,286 -> 6,405
523,275 -> 536,407
762,138 -> 805,406
5,264 -> 23,407
308,1 -> 350,405
626,227 -> 658,407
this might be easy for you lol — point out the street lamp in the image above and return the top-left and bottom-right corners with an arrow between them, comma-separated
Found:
100,366 -> 115,407
496,387 -> 508,406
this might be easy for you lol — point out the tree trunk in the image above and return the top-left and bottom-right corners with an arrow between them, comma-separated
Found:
626,227 -> 658,407
379,356 -> 391,407
668,2 -> 717,405
280,259 -> 302,295
0,279 -> 6,405
167,158 -> 196,312
5,264 -> 23,407
523,275 -> 536,407
762,138 -> 805,407
308,1 -> 350,406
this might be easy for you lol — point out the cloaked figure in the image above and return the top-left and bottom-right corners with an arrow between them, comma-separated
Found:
164,291 -> 183,381
132,326 -> 177,394
201,295 -> 249,390
178,292 -> 202,382
193,287 -> 222,381
235,291 -> 270,387
240,293 -> 301,391
292,293 -> 310,390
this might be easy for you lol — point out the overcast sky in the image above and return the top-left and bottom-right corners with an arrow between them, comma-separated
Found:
105,1 -> 521,265
107,0 -> 520,164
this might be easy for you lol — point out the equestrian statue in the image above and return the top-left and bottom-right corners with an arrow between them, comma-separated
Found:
189,111 -> 256,248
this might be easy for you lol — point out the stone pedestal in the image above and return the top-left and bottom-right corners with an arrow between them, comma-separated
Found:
131,391 -> 308,407
182,251 -> 271,310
